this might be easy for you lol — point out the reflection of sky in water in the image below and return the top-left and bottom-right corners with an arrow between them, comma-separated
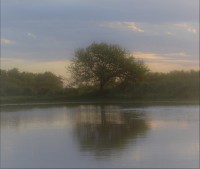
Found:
1,104 -> 199,168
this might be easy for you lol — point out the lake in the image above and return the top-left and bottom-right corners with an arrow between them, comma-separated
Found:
1,102 -> 199,168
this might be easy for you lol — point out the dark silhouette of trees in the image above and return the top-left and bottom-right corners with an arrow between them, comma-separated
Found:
0,68 -> 198,101
127,70 -> 199,100
34,72 -> 63,95
0,68 -> 63,96
68,42 -> 149,94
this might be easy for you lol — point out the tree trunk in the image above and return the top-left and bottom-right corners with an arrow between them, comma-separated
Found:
99,81 -> 105,95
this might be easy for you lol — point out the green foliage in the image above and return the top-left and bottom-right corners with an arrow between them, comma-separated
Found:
0,68 -> 199,102
33,72 -> 63,95
123,70 -> 199,100
68,42 -> 149,93
0,68 -> 63,96
64,70 -> 199,101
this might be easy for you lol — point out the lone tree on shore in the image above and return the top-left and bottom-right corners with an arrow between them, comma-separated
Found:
68,42 -> 149,94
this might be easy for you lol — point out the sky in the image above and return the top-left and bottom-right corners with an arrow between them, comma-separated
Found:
1,0 -> 199,77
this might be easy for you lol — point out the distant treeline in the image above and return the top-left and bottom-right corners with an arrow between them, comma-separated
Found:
123,70 -> 199,100
0,68 -> 199,101
0,68 -> 63,96
65,70 -> 199,100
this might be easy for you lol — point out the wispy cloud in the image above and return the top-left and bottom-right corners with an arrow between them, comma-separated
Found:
133,52 -> 163,60
162,52 -> 190,57
133,52 -> 190,60
175,23 -> 197,33
27,32 -> 36,38
166,32 -> 173,35
132,51 -> 198,72
100,21 -> 144,32
147,62 -> 199,72
1,38 -> 15,45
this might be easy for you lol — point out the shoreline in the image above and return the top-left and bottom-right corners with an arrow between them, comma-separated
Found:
0,96 -> 199,107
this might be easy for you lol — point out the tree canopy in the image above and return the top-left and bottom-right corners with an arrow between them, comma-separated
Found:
68,42 -> 149,93
0,68 -> 63,96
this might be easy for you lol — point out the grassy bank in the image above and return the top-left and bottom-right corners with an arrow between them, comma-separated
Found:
0,95 -> 199,105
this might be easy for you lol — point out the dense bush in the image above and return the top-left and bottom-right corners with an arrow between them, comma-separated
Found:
0,68 -> 63,96
118,70 -> 199,100
0,68 -> 199,101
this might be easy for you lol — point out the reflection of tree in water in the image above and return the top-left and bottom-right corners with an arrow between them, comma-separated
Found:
74,105 -> 149,157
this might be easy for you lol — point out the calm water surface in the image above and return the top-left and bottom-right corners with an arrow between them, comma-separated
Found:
1,103 -> 199,168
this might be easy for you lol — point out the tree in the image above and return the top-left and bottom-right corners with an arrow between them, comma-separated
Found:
34,72 -> 63,95
0,68 -> 63,96
68,42 -> 149,93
